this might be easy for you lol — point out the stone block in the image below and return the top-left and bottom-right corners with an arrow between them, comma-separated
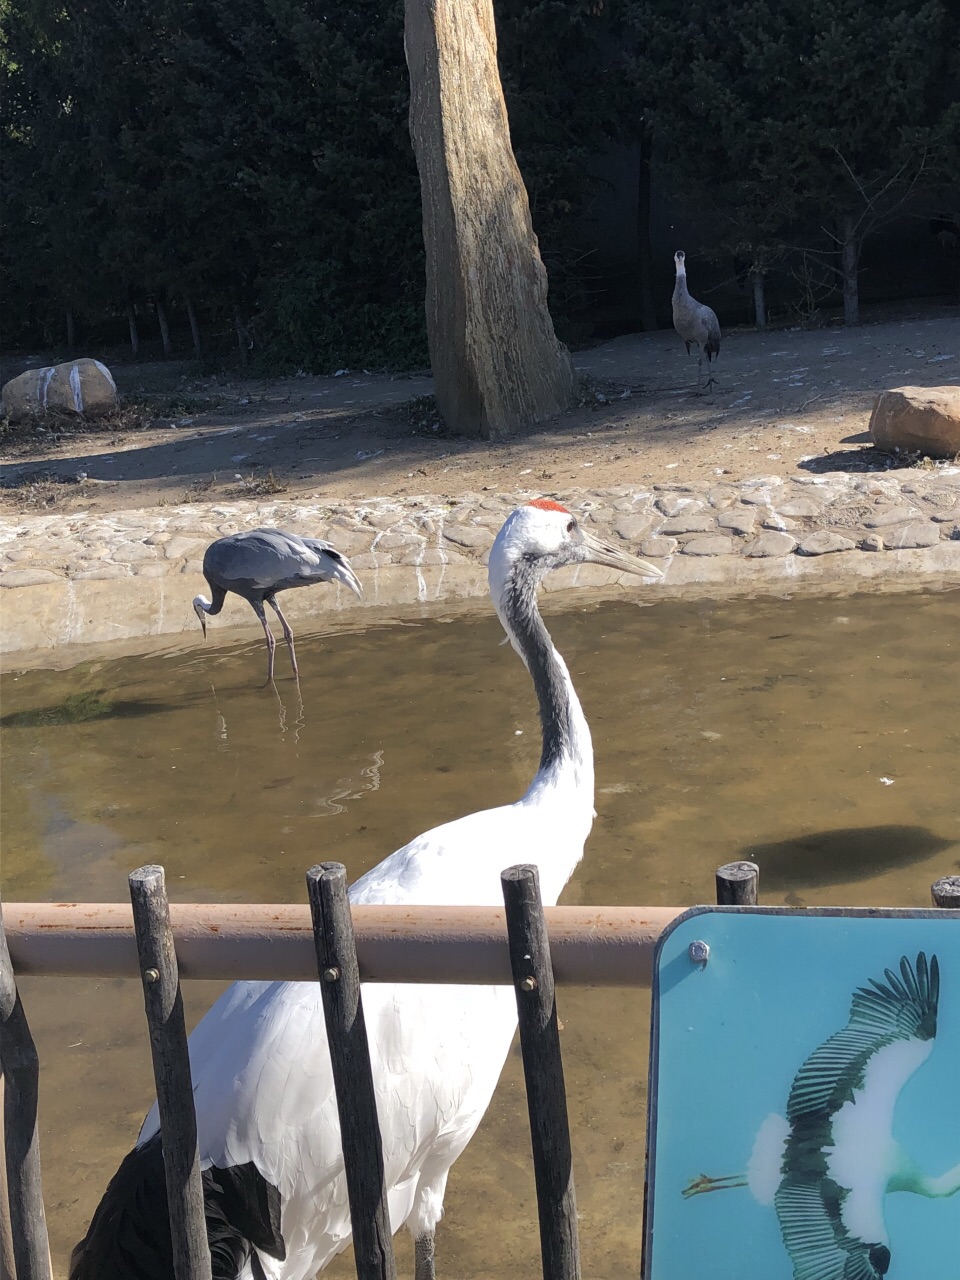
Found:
884,521 -> 942,549
862,506 -> 921,529
443,524 -> 490,549
72,565 -> 132,580
779,498 -> 823,518
681,535 -> 734,556
1,358 -> 118,421
111,542 -> 158,563
656,495 -> 701,517
640,535 -> 678,558
716,510 -> 757,535
0,568 -> 63,586
164,537 -> 209,561
869,386 -> 960,459
744,532 -> 797,558
613,515 -> 655,541
659,513 -> 716,535
797,531 -> 857,556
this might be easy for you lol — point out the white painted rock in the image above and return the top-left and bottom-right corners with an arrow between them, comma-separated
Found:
1,358 -> 118,422
869,385 -> 960,459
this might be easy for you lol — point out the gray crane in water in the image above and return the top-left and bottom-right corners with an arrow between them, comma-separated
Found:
192,528 -> 362,681
672,250 -> 721,393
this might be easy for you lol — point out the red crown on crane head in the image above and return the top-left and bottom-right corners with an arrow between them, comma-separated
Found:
526,498 -> 570,514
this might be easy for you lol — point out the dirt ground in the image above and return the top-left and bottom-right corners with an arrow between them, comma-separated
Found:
1,303 -> 957,515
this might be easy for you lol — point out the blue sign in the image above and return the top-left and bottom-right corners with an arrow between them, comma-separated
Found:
643,908 -> 960,1279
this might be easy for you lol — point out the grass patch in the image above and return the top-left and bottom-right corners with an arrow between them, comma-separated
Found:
0,468 -> 83,509
224,469 -> 289,497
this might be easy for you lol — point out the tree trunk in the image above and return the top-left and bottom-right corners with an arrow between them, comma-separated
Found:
404,0 -> 575,440
156,298 -> 173,357
841,213 -> 859,326
751,270 -> 767,330
65,309 -> 76,351
234,308 -> 249,368
185,294 -> 202,360
127,303 -> 140,357
636,129 -> 658,331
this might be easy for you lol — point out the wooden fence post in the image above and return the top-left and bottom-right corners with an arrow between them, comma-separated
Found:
715,861 -> 759,906
128,866 -> 212,1280
0,1080 -> 16,1280
305,864 -> 397,1280
931,876 -> 960,908
0,903 -> 51,1280
501,864 -> 581,1280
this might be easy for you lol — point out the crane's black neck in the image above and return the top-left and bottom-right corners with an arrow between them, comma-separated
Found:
499,557 -> 586,777
203,581 -> 227,615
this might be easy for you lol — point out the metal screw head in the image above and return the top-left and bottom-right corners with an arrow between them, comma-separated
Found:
322,966 -> 341,983
519,976 -> 538,992
688,940 -> 710,966
144,967 -> 160,984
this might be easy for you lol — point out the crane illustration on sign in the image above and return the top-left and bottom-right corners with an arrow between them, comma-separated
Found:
682,952 -> 960,1277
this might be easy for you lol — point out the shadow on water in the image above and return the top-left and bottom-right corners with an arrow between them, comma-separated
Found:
0,689 -> 196,728
0,686 -> 224,727
742,825 -> 958,891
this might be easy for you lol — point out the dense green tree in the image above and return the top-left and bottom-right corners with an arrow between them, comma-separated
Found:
787,0 -> 950,324
3,0 -> 958,363
621,1 -> 806,328
621,0 -> 954,326
495,0 -> 623,340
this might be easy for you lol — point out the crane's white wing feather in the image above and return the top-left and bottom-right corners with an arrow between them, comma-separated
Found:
138,794 -> 584,1278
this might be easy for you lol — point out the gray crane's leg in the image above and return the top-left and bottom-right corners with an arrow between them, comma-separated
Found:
414,1233 -> 436,1280
266,596 -> 299,678
251,599 -> 277,682
696,350 -> 704,393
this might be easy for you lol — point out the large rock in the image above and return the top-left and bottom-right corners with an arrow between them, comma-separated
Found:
869,385 -> 960,459
1,358 -> 118,422
405,0 -> 575,439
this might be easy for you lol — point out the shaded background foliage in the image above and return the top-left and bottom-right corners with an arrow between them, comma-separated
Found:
2,0 -> 958,371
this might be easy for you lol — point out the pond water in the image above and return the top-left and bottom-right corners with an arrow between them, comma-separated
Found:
2,588 -> 959,1277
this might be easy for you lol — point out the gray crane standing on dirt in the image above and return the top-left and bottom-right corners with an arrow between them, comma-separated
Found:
672,250 -> 721,392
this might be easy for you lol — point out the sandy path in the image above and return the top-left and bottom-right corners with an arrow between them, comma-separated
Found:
1,307 -> 957,515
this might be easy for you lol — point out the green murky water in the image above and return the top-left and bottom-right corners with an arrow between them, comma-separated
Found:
2,589 -> 959,1276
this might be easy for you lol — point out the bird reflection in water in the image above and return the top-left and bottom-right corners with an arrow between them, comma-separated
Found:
270,677 -> 306,745
312,749 -> 384,817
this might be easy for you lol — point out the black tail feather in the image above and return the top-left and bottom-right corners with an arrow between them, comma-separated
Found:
69,1134 -> 285,1280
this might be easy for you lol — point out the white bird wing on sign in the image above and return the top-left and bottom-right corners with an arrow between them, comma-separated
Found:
830,1038 -> 932,1245
773,953 -> 939,1280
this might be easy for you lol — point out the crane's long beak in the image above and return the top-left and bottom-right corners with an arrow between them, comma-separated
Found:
579,529 -> 663,580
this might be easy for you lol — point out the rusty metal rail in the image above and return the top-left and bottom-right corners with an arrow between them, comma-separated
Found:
3,902 -> 682,986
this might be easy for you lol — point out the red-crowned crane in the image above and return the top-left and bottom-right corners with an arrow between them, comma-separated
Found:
672,250 -> 721,393
193,528 -> 363,682
683,953 -> 959,1278
71,499 -> 662,1280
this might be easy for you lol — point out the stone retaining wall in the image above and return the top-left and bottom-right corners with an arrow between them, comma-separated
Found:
2,469 -> 958,663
